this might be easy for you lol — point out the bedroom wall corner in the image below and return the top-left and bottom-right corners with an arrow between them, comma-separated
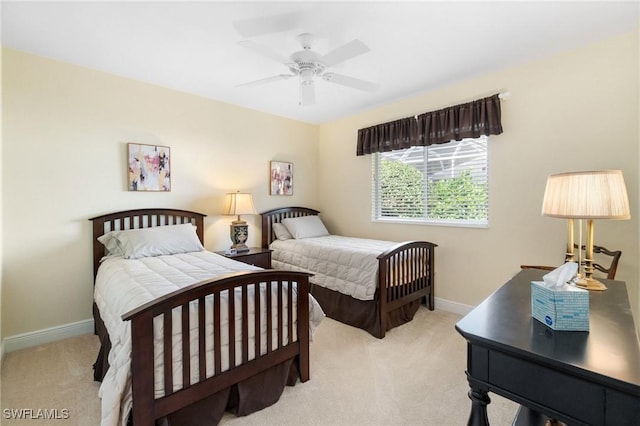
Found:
317,30 -> 639,327
1,47 -> 319,345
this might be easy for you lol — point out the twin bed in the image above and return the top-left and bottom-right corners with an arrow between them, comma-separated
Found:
91,207 -> 436,425
260,207 -> 437,339
90,209 -> 323,426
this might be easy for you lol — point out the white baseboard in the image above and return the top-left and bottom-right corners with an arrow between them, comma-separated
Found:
2,318 -> 94,354
0,298 -> 472,355
434,297 -> 474,316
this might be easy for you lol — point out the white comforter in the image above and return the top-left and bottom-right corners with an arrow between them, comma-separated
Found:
270,235 -> 400,301
94,251 -> 324,426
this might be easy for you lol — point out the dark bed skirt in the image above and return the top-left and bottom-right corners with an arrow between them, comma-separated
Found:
93,304 -> 300,426
159,358 -> 297,426
308,284 -> 422,338
93,303 -> 111,382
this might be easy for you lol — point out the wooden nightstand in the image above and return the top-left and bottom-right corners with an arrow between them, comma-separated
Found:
216,247 -> 272,269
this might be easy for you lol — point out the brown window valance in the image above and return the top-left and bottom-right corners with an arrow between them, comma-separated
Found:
357,94 -> 503,156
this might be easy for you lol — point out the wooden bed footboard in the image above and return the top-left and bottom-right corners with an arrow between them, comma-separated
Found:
122,269 -> 311,426
377,241 -> 436,337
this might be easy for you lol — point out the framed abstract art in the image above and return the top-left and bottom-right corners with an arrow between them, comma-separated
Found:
270,161 -> 293,196
128,143 -> 171,191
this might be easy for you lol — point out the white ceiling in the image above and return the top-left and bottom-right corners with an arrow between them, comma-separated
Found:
2,1 -> 638,124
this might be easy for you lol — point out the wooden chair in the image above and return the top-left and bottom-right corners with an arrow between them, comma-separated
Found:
521,244 -> 622,280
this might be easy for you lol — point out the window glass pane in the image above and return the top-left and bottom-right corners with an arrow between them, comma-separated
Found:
372,137 -> 488,226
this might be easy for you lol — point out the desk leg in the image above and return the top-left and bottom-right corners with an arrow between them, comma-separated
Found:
467,387 -> 491,426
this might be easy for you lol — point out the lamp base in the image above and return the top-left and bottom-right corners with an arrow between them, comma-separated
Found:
575,276 -> 607,291
229,221 -> 250,252
230,243 -> 250,252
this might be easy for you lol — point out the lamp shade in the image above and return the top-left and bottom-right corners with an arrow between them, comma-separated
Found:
541,170 -> 630,220
223,192 -> 257,216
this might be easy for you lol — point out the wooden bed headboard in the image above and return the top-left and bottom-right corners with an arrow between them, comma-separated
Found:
260,207 -> 320,248
89,208 -> 206,278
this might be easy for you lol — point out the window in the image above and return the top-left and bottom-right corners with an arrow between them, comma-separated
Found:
371,136 -> 489,227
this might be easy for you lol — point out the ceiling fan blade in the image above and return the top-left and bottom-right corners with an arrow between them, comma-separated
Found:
320,39 -> 370,67
299,82 -> 315,106
238,40 -> 291,65
232,10 -> 305,38
236,74 -> 295,88
323,72 -> 380,92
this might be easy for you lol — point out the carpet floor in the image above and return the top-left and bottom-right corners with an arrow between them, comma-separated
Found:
1,308 -> 519,425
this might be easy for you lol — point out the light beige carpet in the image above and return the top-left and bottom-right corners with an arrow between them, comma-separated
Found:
1,309 -> 519,425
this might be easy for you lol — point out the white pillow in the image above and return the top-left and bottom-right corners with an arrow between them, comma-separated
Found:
281,216 -> 329,239
97,231 -> 124,257
272,222 -> 293,241
112,223 -> 204,259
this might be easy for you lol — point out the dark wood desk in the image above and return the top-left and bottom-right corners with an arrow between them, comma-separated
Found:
455,269 -> 640,426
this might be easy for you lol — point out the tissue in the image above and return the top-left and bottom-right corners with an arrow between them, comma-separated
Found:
541,262 -> 579,289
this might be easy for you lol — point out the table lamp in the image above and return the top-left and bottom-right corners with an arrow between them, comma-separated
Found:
223,191 -> 257,252
541,170 -> 630,290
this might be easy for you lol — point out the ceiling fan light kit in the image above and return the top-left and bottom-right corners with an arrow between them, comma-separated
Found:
237,32 -> 379,107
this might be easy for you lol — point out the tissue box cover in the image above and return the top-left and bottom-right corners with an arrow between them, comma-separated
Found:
530,281 -> 589,331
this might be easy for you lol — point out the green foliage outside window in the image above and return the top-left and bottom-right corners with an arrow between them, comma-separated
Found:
427,170 -> 488,220
380,159 -> 424,217
380,161 -> 487,220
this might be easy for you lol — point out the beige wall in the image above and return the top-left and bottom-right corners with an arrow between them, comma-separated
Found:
0,46 -> 4,361
318,31 -> 640,322
2,29 -> 639,342
1,48 -> 319,337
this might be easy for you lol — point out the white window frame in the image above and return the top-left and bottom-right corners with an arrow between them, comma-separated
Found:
371,136 -> 489,228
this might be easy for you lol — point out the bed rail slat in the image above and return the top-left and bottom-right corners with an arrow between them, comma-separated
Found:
181,302 -> 190,388
394,253 -> 399,299
297,276 -> 310,381
129,310 -> 155,425
163,310 -> 173,396
277,281 -> 283,349
266,281 -> 273,353
228,289 -> 236,369
241,286 -> 249,364
214,292 -> 221,375
198,297 -> 206,382
254,281 -> 261,359
395,252 -> 400,287
287,280 -> 293,345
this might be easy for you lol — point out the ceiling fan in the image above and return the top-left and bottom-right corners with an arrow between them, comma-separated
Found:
236,33 -> 380,107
